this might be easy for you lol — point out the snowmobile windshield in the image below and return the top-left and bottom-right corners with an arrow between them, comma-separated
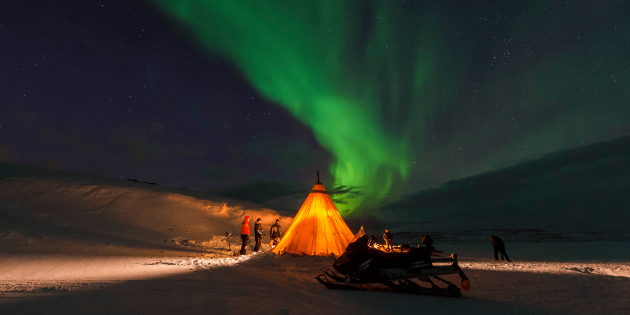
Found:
345,234 -> 370,252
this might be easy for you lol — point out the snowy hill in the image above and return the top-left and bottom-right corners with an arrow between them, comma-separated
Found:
380,136 -> 630,233
0,163 -> 292,258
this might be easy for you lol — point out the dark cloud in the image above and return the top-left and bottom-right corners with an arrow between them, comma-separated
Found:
328,185 -> 365,204
202,167 -> 239,181
150,121 -> 165,134
0,147 -> 12,163
379,136 -> 630,232
111,126 -> 208,161
215,180 -> 306,204
235,134 -> 330,172
124,140 -> 153,161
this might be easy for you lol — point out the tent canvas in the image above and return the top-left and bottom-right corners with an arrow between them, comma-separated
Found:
271,178 -> 355,256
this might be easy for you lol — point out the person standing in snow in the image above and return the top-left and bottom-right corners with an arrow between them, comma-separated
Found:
421,235 -> 435,252
269,219 -> 282,246
490,235 -> 511,262
239,215 -> 251,255
383,229 -> 394,252
254,218 -> 264,252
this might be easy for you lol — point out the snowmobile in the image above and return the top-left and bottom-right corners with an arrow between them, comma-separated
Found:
316,235 -> 470,297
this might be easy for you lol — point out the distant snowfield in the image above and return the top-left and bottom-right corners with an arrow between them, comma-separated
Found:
1,164 -> 629,314
463,259 -> 630,278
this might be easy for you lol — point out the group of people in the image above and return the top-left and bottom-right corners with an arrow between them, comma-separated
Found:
373,229 -> 512,262
238,216 -> 283,255
237,216 -> 511,261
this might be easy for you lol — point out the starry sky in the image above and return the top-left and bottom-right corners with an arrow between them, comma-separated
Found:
2,0 -> 629,222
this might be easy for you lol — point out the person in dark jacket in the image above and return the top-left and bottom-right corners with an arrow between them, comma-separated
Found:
239,215 -> 251,255
421,235 -> 435,253
254,218 -> 264,252
490,235 -> 511,262
269,219 -> 282,246
383,229 -> 393,252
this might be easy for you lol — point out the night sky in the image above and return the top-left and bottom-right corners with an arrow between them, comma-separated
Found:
2,1 -> 629,222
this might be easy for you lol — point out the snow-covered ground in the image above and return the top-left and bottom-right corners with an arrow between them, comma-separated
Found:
1,164 -> 629,314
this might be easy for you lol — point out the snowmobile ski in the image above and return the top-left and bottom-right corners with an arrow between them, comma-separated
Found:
324,269 -> 347,282
316,273 -> 462,297
321,268 -> 463,296
316,274 -> 364,291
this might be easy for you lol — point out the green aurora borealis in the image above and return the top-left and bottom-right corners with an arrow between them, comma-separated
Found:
147,0 -> 629,218
149,0 -> 457,215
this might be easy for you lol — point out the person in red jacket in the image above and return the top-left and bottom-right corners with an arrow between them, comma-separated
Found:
239,215 -> 251,255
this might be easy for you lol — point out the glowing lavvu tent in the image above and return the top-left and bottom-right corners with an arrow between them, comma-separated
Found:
271,172 -> 355,256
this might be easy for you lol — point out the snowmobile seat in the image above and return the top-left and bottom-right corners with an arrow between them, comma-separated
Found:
333,235 -> 434,275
